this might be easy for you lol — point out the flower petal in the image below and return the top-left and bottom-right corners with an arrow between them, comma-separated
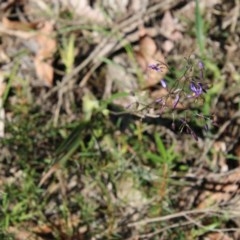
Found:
198,61 -> 204,69
148,63 -> 161,72
160,79 -> 167,88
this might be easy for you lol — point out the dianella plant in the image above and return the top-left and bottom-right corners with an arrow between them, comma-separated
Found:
131,56 -> 216,140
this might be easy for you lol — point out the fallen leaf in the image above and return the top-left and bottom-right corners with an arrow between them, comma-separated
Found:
34,21 -> 56,60
32,21 -> 56,86
139,34 -> 157,59
161,11 -> 177,39
34,57 -> 54,87
32,214 -> 80,235
203,232 -> 233,240
0,46 -> 10,64
8,226 -> 43,240
134,50 -> 147,71
1,18 -> 56,86
61,0 -> 106,23
0,17 -> 37,39
39,163 -> 60,187
162,40 -> 174,53
159,11 -> 183,52
2,17 -> 37,31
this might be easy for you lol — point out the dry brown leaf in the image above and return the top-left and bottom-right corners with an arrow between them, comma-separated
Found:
134,51 -> 147,71
161,11 -> 176,39
1,18 -> 56,86
0,17 -> 37,39
203,232 -> 233,240
130,0 -> 149,12
195,168 -> 240,209
32,21 -> 56,86
159,11 -> 183,52
212,141 -> 228,172
34,57 -> 54,87
32,214 -> 81,235
139,34 -> 157,59
61,0 -> 106,23
34,21 -> 56,60
0,46 -> 10,64
7,226 -> 43,240
162,40 -> 174,53
2,17 -> 37,31
39,163 -> 60,187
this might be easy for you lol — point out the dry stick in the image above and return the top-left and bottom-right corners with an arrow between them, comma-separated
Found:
139,224 -> 239,239
127,208 -> 227,227
138,221 -> 193,239
184,213 -> 205,228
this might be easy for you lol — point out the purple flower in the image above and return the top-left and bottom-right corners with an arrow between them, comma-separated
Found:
155,98 -> 162,103
190,82 -> 204,96
148,63 -> 162,72
160,79 -> 167,88
198,61 -> 204,69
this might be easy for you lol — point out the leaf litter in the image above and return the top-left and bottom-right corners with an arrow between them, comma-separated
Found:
0,0 -> 240,239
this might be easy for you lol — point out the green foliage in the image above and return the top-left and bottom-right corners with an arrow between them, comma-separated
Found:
55,121 -> 90,163
0,171 -> 43,229
2,62 -> 19,107
191,221 -> 221,238
59,33 -> 76,74
146,133 -> 178,168
195,0 -> 205,56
